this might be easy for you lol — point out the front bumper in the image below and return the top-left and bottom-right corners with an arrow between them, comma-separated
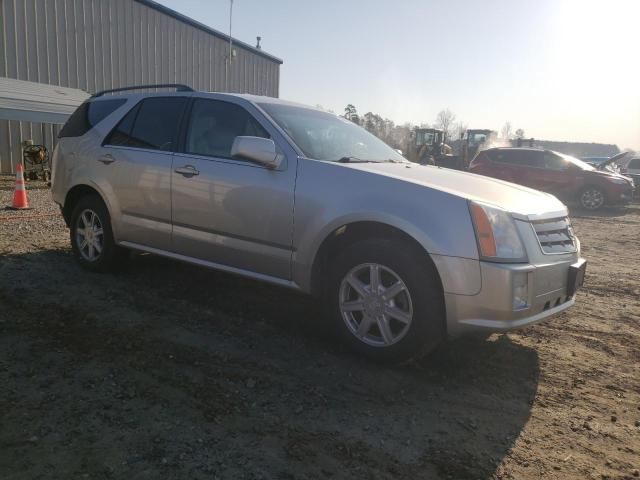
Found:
607,183 -> 635,204
445,258 -> 583,336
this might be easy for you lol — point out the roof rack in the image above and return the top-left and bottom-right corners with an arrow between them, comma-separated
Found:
92,84 -> 194,98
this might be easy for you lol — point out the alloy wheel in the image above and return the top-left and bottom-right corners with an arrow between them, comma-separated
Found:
75,209 -> 104,261
339,263 -> 414,347
581,189 -> 604,209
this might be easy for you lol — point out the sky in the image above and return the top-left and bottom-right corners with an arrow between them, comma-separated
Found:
159,0 -> 640,150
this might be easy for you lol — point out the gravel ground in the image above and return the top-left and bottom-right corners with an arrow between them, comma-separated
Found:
0,177 -> 65,256
0,179 -> 639,479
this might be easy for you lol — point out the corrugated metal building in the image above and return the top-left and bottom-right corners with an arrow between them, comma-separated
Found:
0,0 -> 283,173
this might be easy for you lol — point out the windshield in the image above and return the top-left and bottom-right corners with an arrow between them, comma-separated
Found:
416,131 -> 435,146
258,103 -> 406,163
468,133 -> 488,146
556,151 -> 595,171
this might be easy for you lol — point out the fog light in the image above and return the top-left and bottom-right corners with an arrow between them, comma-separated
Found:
513,272 -> 529,310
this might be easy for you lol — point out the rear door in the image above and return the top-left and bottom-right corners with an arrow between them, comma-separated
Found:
484,150 -> 518,182
486,150 -> 539,188
170,97 -> 296,280
511,150 -> 544,190
100,96 -> 188,249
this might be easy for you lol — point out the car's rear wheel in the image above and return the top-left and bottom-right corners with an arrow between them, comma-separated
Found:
579,186 -> 605,210
69,194 -> 128,272
327,238 -> 445,363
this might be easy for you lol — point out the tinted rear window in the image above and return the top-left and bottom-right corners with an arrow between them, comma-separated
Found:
105,97 -> 188,151
58,99 -> 126,138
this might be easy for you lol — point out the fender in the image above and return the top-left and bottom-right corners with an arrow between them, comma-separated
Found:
293,210 -> 442,293
63,175 -> 122,241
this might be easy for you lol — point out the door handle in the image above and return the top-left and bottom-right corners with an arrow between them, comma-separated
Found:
174,165 -> 200,176
98,154 -> 115,164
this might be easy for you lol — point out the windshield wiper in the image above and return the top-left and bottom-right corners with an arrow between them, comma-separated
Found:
337,156 -> 408,164
337,156 -> 375,163
384,158 -> 408,163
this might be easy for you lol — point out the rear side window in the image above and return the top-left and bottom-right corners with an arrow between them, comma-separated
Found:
488,150 -> 541,167
486,150 -> 506,162
58,99 -> 126,138
105,97 -> 188,151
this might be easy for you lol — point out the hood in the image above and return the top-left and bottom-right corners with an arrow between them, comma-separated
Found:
597,151 -> 629,170
585,167 -> 630,180
342,162 -> 568,221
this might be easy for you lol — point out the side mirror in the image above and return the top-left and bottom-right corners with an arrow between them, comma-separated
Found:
231,136 -> 281,169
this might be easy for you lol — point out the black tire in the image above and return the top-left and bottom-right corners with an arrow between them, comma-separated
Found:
326,238 -> 445,364
69,194 -> 129,272
579,186 -> 606,210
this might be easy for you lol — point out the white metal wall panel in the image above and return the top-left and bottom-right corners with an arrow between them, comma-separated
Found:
0,0 -> 282,173
0,77 -> 89,122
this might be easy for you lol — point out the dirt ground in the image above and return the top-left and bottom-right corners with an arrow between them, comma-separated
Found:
0,177 -> 639,480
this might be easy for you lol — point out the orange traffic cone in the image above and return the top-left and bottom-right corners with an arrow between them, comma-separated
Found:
10,163 -> 30,209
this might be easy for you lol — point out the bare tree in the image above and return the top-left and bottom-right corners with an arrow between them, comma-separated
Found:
452,121 -> 468,141
501,122 -> 513,140
515,128 -> 525,139
435,108 -> 456,142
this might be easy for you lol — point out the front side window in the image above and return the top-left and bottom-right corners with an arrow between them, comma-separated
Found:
544,152 -> 568,170
185,99 -> 268,158
259,103 -> 406,163
556,152 -> 594,171
105,97 -> 188,151
628,159 -> 640,169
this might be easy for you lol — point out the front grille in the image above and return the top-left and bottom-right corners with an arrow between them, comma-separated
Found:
531,217 -> 577,254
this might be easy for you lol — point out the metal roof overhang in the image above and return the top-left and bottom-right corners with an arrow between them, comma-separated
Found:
0,77 -> 89,124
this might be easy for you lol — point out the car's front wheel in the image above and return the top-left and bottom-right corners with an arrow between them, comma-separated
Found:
69,194 -> 128,272
579,186 -> 605,210
327,238 -> 445,363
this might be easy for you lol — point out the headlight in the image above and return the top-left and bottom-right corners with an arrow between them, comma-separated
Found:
469,201 -> 526,261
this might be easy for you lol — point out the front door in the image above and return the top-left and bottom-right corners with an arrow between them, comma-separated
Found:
536,151 -> 576,198
170,97 -> 296,280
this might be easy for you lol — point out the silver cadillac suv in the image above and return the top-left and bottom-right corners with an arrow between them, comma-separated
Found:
51,84 -> 586,362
